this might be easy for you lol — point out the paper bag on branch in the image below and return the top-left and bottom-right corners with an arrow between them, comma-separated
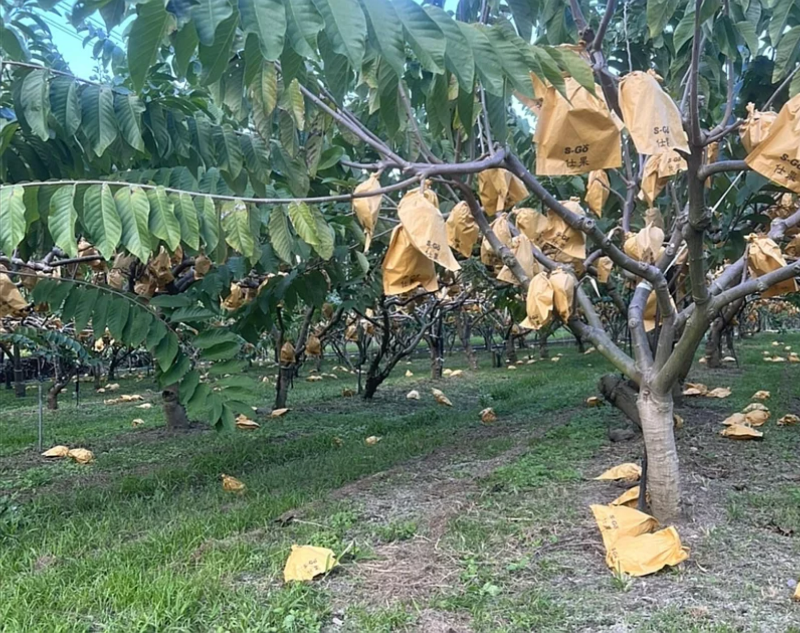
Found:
624,224 -> 665,264
477,169 -> 528,215
306,334 -> 321,356
541,198 -> 587,261
222,284 -> 244,311
397,189 -> 460,272
520,272 -> 554,330
382,226 -> 438,295
746,234 -> 798,297
744,94 -> 800,194
550,269 -> 575,321
534,78 -> 623,176
605,527 -> 689,577
515,208 -> 549,245
446,201 -> 480,257
645,207 -> 665,230
585,170 -> 610,216
596,256 -> 613,283
639,150 -> 687,205
0,271 -> 28,318
618,70 -> 689,155
352,173 -> 382,252
740,103 -> 778,153
480,213 -> 514,267
280,342 -> 296,365
643,290 -> 662,332
497,235 -> 539,285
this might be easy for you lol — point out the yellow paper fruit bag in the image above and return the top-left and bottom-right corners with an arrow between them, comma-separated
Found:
720,424 -> 764,439
534,78 -> 622,176
445,201 -> 480,257
541,199 -> 586,261
397,189 -> 460,272
520,271 -> 554,331
596,257 -> 613,283
611,486 -> 641,508
550,269 -> 575,321
382,226 -> 438,296
624,224 -> 665,264
639,150 -> 687,205
222,473 -> 246,492
352,173 -> 382,252
745,94 -> 800,193
497,235 -> 538,285
618,70 -> 689,155
477,168 -> 528,215
746,234 -> 799,297
515,208 -> 549,246
594,462 -> 642,482
740,102 -> 778,153
280,342 -> 296,365
0,270 -> 28,318
480,213 -> 514,267
284,545 -> 337,582
585,170 -> 609,216
605,527 -> 689,577
306,334 -> 322,357
590,504 -> 658,550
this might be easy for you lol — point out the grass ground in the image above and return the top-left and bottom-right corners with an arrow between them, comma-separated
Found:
1,333 -> 799,632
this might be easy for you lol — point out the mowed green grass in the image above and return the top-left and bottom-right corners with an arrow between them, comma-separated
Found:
0,333 -> 798,632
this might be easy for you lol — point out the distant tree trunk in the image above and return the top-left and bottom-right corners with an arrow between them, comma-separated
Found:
107,347 -> 131,381
704,323 -> 723,368
425,335 -> 443,379
457,313 -> 478,370
47,368 -> 75,410
274,365 -> 293,409
1,346 -> 11,390
538,331 -> 550,359
504,325 -> 517,363
93,363 -> 103,389
162,384 -> 190,430
13,344 -> 25,398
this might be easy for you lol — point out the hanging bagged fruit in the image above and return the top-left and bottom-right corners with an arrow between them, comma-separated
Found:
623,224 -> 665,264
618,70 -> 689,155
639,150 -> 687,205
596,256 -> 613,283
352,173 -> 383,252
477,169 -> 528,215
520,271 -> 554,330
222,283 -> 245,310
744,94 -> 800,194
0,269 -> 28,318
397,189 -> 460,272
643,290 -> 659,332
740,103 -> 779,153
497,235 -> 539,285
382,226 -> 438,295
445,201 -> 480,257
280,341 -> 296,365
541,199 -> 586,261
746,234 -> 799,297
480,213 -> 514,267
515,208 -> 549,246
645,207 -> 665,230
534,77 -> 623,175
306,334 -> 322,356
550,269 -> 575,321
585,170 -> 610,216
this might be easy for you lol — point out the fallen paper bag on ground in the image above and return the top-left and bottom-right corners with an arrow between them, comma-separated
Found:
432,388 -> 452,406
397,189 -> 460,271
477,169 -> 528,215
722,412 -> 746,426
353,174 -> 382,252
745,409 -> 770,426
284,545 -> 337,582
605,526 -> 689,577
585,170 -> 609,216
590,504 -> 658,550
594,462 -> 641,482
67,448 -> 94,464
446,201 -> 480,257
778,414 -> 800,426
706,387 -> 731,399
752,390 -> 770,400
721,424 -> 764,439
611,486 -> 641,508
682,382 -> 708,396
382,226 -> 438,295
42,445 -> 70,458
222,473 -> 245,492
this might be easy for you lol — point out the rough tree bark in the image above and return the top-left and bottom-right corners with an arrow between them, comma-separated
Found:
47,367 -> 75,410
637,387 -> 680,520
504,324 -> 518,363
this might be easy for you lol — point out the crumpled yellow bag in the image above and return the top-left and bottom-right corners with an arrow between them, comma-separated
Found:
306,334 -> 321,356
596,256 -> 613,283
445,201 -> 480,257
722,412 -> 746,426
477,169 -> 528,215
746,234 -> 799,297
682,382 -> 708,396
590,504 -> 658,550
639,150 -> 687,205
541,199 -> 586,261
280,341 -> 296,365
520,272 -> 554,331
740,103 -> 779,153
550,269 -> 575,321
222,473 -> 246,492
67,448 -> 94,464
618,70 -> 689,155
397,189 -> 460,272
645,207 -> 665,230
352,173 -> 382,252
606,527 -> 689,577
534,77 -> 622,175
624,224 -> 665,264
382,226 -> 438,295
585,170 -> 609,216
283,545 -> 337,582
42,445 -> 70,458
611,486 -> 642,508
0,270 -> 28,318
706,387 -> 731,399
778,414 -> 800,426
721,424 -> 764,439
515,208 -> 549,245
594,462 -> 642,482
745,409 -> 770,426
745,94 -> 800,193
497,235 -> 538,285
480,213 -> 514,267
149,247 -> 175,287
222,284 -> 245,311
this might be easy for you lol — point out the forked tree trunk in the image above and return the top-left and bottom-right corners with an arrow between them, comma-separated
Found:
47,368 -> 75,410
637,388 -> 680,521
162,384 -> 191,430
426,335 -> 443,379
457,314 -> 478,370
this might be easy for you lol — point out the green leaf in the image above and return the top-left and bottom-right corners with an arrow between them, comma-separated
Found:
773,26 -> 800,82
149,294 -> 192,308
128,0 -> 171,92
83,184 -> 122,260
285,79 -> 305,130
239,0 -> 285,61
199,9 -> 239,85
193,0 -> 233,46
221,201 -> 255,258
172,193 -> 201,251
200,339 -> 241,360
186,382 -> 211,419
48,185 -> 79,257
213,125 -> 243,179
160,353 -> 191,385
735,20 -> 758,55
80,85 -> 117,157
269,206 -> 294,262
791,68 -> 800,97
173,22 -> 198,78
20,69 -> 50,141
0,185 -> 25,255
153,331 -> 179,371
714,15 -> 740,59
288,201 -> 333,259
425,6 -> 474,91
107,297 -> 131,340
116,186 -> 152,263
179,369 -> 201,403
285,0 -> 323,57
49,76 -> 81,137
770,0 -> 793,46
506,0 -> 536,41
171,305 -> 218,322
207,358 -> 246,375
485,86 -> 508,144
483,25 -> 535,97
240,134 -> 271,183
546,46 -> 595,95
377,60 -> 400,137
196,195 -> 220,252
147,186 -> 181,251
362,0 -> 405,78
672,9 -> 696,53
194,329 -> 241,348
458,23 -> 504,95
647,0 -> 679,40
92,292 -> 110,338
73,287 -> 98,333
114,92 -> 145,152
311,0 -> 367,68
127,311 -> 152,348
61,286 -> 82,323
394,0 -> 445,73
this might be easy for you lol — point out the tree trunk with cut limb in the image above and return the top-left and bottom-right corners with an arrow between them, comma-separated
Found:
162,384 -> 191,430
